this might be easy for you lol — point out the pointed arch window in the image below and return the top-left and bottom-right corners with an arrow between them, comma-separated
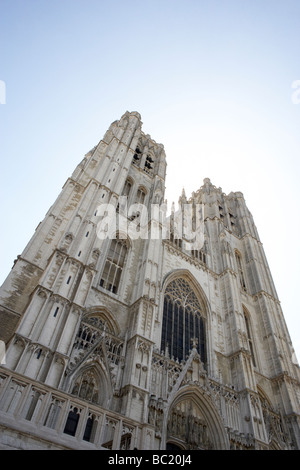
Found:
117,178 -> 133,214
144,154 -> 154,173
235,251 -> 247,291
63,406 -> 80,436
132,146 -> 142,164
99,236 -> 128,294
243,308 -> 256,367
71,369 -> 99,404
135,187 -> 146,205
160,277 -> 206,365
122,178 -> 132,197
83,413 -> 97,442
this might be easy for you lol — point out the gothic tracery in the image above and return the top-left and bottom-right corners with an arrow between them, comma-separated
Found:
161,277 -> 206,364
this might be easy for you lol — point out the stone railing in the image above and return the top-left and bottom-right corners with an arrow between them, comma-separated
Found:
0,367 -> 142,450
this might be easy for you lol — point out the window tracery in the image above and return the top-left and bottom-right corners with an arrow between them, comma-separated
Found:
71,369 -> 99,403
258,389 -> 287,448
131,144 -> 154,175
67,311 -> 124,405
72,314 -> 123,364
99,235 -> 128,294
160,278 -> 206,364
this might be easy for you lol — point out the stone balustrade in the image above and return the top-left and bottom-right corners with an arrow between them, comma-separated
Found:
0,367 -> 143,450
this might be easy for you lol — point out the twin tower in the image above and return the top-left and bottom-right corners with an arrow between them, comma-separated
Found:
0,111 -> 299,450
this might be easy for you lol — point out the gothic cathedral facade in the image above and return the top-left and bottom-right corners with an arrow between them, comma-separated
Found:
0,111 -> 299,450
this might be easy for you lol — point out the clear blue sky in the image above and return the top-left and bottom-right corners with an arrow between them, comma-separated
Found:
0,0 -> 300,361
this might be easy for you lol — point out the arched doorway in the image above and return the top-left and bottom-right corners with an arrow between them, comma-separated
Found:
164,386 -> 229,450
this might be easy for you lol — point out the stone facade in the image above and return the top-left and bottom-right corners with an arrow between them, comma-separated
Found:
0,111 -> 299,450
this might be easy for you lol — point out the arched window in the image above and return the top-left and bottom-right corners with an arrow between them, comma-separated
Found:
71,369 -> 99,404
235,251 -> 247,291
122,178 -> 132,197
144,154 -> 154,173
99,235 -> 128,294
63,406 -> 80,436
73,313 -> 117,352
132,146 -> 142,165
83,413 -> 97,442
161,277 -> 206,365
243,308 -> 256,367
135,187 -> 146,205
117,178 -> 133,214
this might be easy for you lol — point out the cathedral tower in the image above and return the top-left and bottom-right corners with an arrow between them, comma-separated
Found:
0,112 -> 299,450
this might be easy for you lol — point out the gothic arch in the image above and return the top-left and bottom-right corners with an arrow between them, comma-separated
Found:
161,269 -> 211,317
135,185 -> 148,203
69,360 -> 112,407
160,270 -> 211,366
110,230 -> 132,245
234,250 -> 247,290
136,184 -> 148,194
82,306 -> 120,336
242,304 -> 257,367
257,385 -> 274,410
123,175 -> 134,188
98,233 -> 130,296
64,305 -> 124,403
99,231 -> 131,258
256,386 -> 287,449
6,335 -> 27,370
164,385 -> 229,450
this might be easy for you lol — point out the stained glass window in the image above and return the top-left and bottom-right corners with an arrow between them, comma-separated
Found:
161,278 -> 206,364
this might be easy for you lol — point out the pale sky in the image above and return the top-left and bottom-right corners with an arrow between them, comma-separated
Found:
0,0 -> 300,361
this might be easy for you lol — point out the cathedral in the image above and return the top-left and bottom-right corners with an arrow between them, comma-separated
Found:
0,111 -> 299,450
